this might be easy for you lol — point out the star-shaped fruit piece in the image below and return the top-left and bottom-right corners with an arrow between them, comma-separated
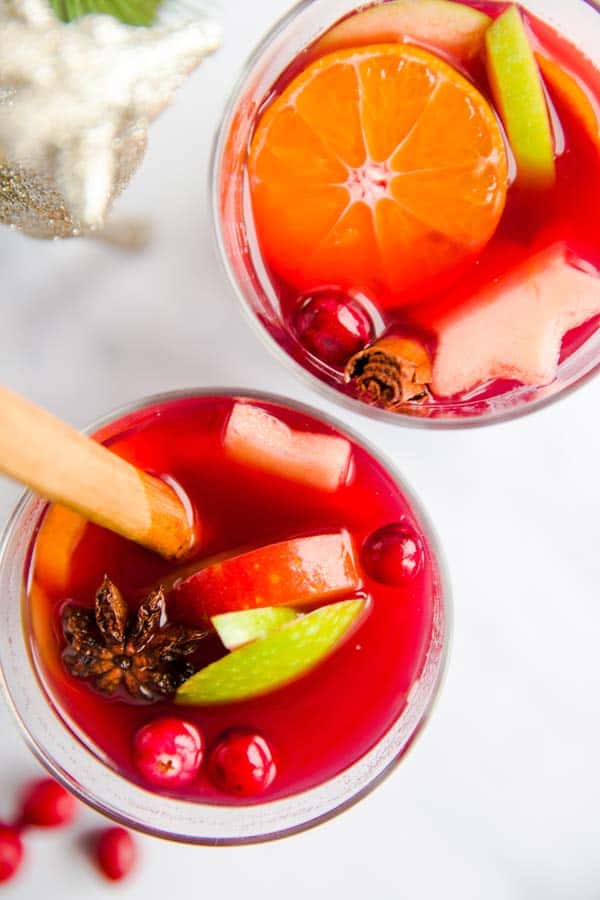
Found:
432,244 -> 600,397
0,0 -> 220,236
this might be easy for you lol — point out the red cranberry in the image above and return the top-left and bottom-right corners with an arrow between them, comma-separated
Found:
95,827 -> 137,882
21,778 -> 78,828
133,717 -> 204,788
294,292 -> 372,366
208,730 -> 276,797
362,521 -> 425,586
0,826 -> 23,883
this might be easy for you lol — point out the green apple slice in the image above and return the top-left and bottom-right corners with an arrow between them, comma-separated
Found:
176,599 -> 366,705
485,5 -> 555,189
315,0 -> 491,65
212,607 -> 299,651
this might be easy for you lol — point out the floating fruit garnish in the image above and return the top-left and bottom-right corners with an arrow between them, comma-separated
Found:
94,827 -> 138,882
432,244 -> 600,397
176,599 -> 366,705
363,522 -> 425,586
224,403 -> 351,492
345,336 -> 432,408
20,779 -> 78,829
171,533 -> 360,625
536,54 -> 600,149
294,291 -> 373,367
315,0 -> 491,64
212,607 -> 299,651
485,5 -> 555,189
62,577 -> 207,701
249,43 -> 507,305
32,506 -> 87,594
207,731 -> 277,797
133,717 -> 204,788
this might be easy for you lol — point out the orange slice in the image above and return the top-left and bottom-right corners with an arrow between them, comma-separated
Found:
33,504 -> 88,593
536,54 -> 600,149
249,44 -> 508,307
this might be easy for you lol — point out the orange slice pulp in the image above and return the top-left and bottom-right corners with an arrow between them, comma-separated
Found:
536,54 -> 600,149
248,44 -> 508,307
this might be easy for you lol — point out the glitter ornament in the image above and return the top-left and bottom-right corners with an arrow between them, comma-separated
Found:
0,0 -> 221,238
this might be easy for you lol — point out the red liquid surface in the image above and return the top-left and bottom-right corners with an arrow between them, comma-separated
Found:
244,1 -> 600,405
27,396 -> 442,804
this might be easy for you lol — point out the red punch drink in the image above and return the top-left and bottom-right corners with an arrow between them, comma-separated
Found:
22,393 -> 446,824
215,0 -> 600,423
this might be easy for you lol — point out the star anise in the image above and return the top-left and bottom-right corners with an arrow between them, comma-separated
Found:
61,576 -> 208,702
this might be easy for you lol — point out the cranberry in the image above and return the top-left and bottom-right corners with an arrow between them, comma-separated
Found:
207,730 -> 277,797
294,292 -> 372,366
362,521 -> 425,586
95,827 -> 137,882
21,778 -> 78,828
133,717 -> 204,788
0,826 -> 23,883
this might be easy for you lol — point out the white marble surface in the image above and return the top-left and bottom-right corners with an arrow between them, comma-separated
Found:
2,1 -> 600,897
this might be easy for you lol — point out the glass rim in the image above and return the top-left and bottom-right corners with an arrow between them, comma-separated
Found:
209,0 -> 600,430
0,387 -> 451,845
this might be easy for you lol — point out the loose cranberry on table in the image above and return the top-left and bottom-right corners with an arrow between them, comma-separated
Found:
95,827 -> 138,882
294,292 -> 373,367
362,521 -> 425,587
133,717 -> 204,788
20,778 -> 78,828
0,826 -> 23,883
207,730 -> 277,797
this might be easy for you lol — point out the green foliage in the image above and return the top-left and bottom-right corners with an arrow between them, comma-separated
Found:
49,0 -> 162,27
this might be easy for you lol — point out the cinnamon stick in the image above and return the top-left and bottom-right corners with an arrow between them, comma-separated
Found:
0,387 -> 195,560
345,335 -> 432,409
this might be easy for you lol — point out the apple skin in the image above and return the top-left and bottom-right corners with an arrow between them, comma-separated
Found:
170,532 -> 361,624
176,599 -> 367,705
314,0 -> 491,65
485,5 -> 555,190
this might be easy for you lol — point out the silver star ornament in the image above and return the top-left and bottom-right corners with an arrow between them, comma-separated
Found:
0,0 -> 221,237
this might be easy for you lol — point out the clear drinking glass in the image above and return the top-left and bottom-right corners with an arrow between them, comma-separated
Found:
211,0 -> 600,427
0,389 -> 449,844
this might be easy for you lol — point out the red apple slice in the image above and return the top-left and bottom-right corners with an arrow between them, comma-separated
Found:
170,532 -> 361,624
314,0 -> 491,64
432,244 -> 600,397
224,403 -> 351,492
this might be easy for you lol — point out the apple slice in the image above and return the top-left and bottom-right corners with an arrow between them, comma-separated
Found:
314,0 -> 490,65
176,598 -> 366,705
485,5 -> 555,189
212,607 -> 299,650
536,54 -> 600,149
432,243 -> 600,397
170,532 -> 361,624
224,403 -> 351,492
